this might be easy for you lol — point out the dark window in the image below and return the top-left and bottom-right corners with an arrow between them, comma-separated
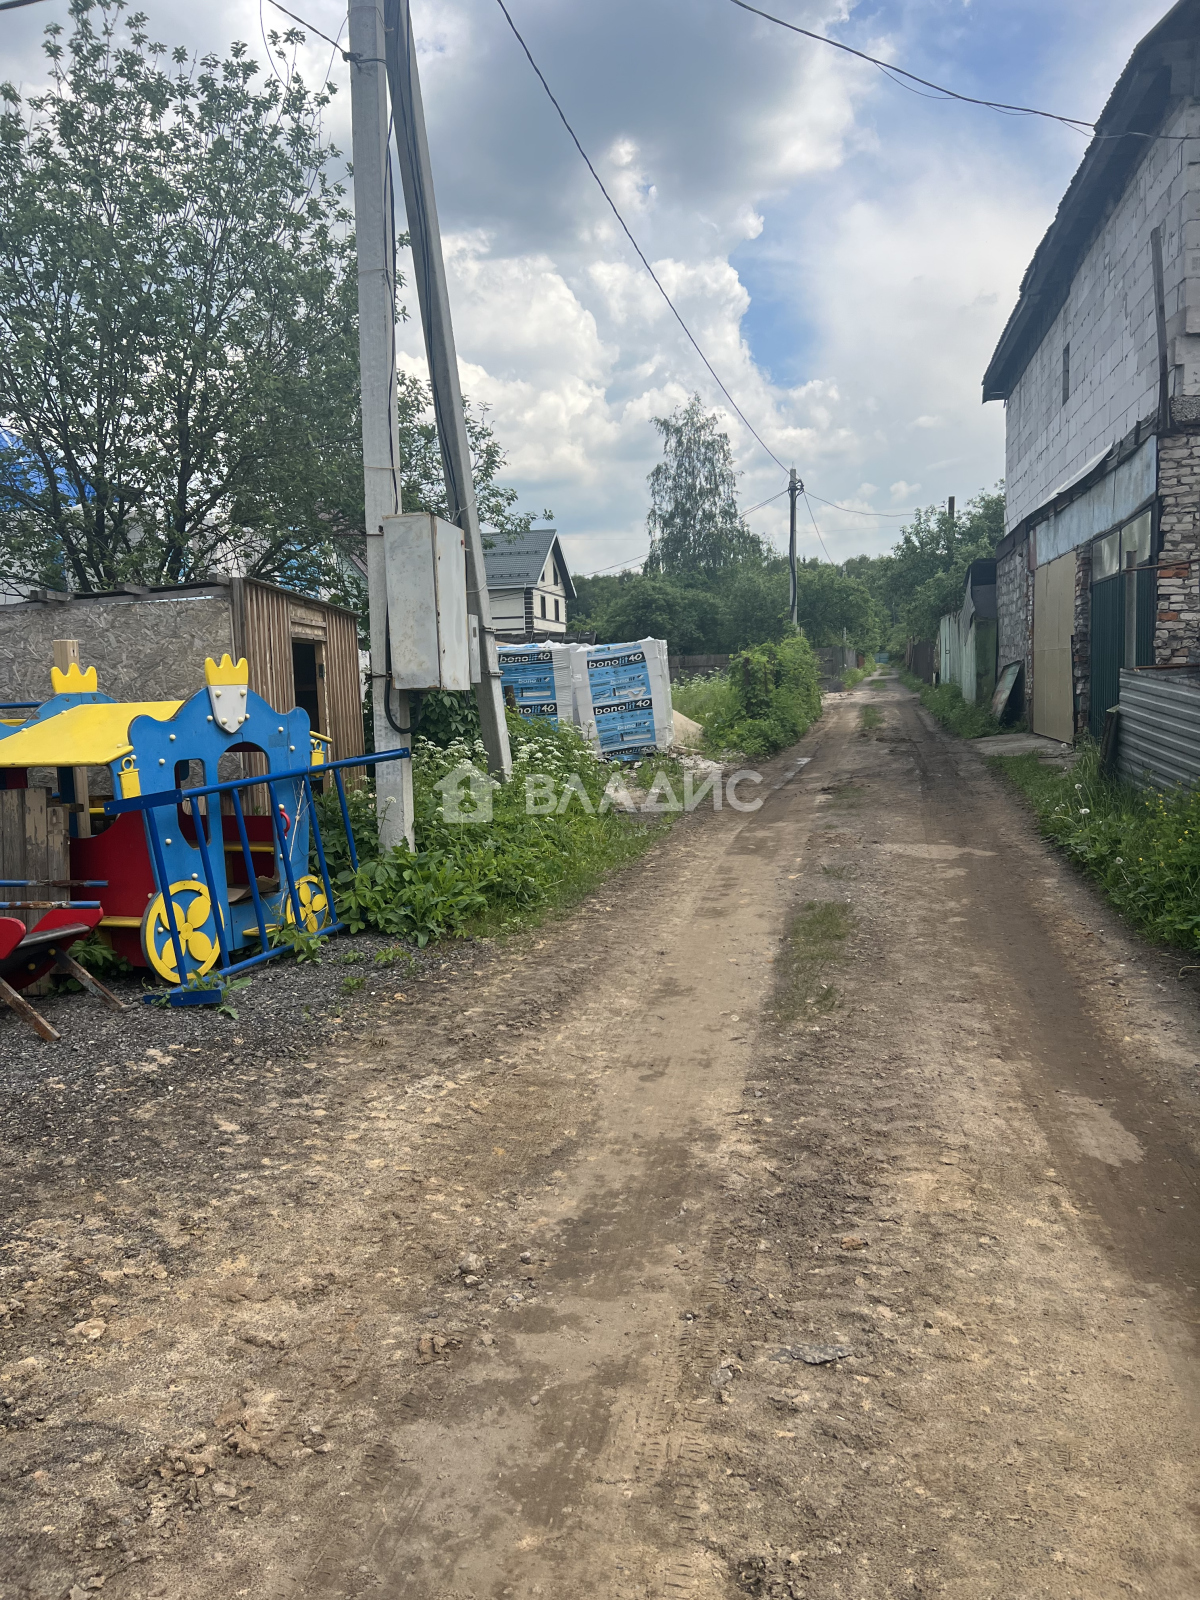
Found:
1061,342 -> 1070,406
554,598 -> 560,621
540,594 -> 546,618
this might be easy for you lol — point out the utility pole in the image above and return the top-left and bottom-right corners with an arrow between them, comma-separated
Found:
788,468 -> 800,628
383,0 -> 512,780
348,0 -> 413,850
947,494 -> 956,554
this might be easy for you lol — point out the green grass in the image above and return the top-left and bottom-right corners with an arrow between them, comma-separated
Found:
316,717 -> 686,947
774,899 -> 855,1022
993,744 -> 1200,950
841,664 -> 873,690
669,636 -> 823,759
898,667 -> 1002,738
670,670 -> 738,728
859,704 -> 883,731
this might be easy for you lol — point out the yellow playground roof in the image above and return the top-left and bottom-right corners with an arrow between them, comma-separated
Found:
0,700 -> 182,767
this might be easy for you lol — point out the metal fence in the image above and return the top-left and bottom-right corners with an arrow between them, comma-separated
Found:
1115,669 -> 1200,790
103,746 -> 408,999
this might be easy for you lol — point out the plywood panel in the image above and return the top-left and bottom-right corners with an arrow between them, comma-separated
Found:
1033,553 -> 1075,742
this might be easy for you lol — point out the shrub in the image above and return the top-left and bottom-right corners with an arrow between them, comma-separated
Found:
898,670 -> 1001,738
995,745 -> 1200,949
703,633 -> 822,756
327,714 -> 684,943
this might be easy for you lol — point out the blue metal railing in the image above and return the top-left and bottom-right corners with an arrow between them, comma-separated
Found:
103,747 -> 409,992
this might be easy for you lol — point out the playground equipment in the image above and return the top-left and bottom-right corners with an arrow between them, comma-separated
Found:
0,655 -> 407,1011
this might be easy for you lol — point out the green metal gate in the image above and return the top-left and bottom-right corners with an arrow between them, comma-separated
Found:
1089,569 -> 1155,739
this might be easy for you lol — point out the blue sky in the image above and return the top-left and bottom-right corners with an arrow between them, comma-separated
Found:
0,0 -> 1173,573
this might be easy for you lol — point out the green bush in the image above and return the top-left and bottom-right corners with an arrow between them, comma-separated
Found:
898,669 -> 1001,738
995,745 -> 1200,950
670,670 -> 738,728
706,633 -> 822,757
328,715 -> 684,943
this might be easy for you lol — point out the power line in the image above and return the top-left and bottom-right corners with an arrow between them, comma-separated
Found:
727,0 -> 1192,147
802,491 -> 834,563
743,485 -> 790,515
726,0 -> 1097,133
493,0 -> 789,477
804,492 -> 912,519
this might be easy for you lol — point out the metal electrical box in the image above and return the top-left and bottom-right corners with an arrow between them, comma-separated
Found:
382,512 -> 471,691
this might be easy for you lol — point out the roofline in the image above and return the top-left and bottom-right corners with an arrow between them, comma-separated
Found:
484,529 -> 576,603
11,575 -> 360,623
982,0 -> 1199,402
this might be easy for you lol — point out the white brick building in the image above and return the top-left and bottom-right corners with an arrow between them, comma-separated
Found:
983,0 -> 1200,740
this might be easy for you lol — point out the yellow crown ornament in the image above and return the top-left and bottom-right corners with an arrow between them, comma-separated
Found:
50,661 -> 99,696
204,654 -> 250,734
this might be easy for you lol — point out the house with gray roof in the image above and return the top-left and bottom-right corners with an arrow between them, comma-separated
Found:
484,528 -> 576,641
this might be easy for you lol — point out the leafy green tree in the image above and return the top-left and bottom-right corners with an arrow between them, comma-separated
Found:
0,2 -> 536,598
643,394 -> 764,577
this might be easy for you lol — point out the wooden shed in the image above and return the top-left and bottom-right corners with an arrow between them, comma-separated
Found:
0,578 -> 365,766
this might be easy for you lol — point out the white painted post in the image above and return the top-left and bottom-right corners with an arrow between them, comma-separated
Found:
348,0 -> 414,851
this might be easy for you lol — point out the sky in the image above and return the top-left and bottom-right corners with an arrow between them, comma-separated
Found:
0,0 -> 1174,575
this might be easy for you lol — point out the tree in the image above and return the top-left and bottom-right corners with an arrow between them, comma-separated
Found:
0,2 -> 538,598
643,394 -> 764,577
0,3 -> 364,591
391,371 -> 551,547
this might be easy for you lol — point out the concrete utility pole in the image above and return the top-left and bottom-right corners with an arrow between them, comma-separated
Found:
348,0 -> 413,850
787,468 -> 799,627
383,0 -> 512,781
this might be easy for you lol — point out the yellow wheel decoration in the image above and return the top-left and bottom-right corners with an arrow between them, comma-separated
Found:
141,881 -> 223,983
283,874 -> 333,933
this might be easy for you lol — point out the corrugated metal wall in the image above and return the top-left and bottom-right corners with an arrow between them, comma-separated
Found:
322,603 -> 365,763
231,580 -> 364,764
1116,669 -> 1200,789
1089,570 -> 1156,739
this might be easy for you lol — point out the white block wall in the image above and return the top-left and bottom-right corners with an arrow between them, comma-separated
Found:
1004,101 -> 1200,531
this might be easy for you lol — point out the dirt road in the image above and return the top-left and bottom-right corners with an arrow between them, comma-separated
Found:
3,674 -> 1198,1600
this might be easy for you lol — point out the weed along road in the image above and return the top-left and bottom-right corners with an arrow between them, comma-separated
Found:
3,672 -> 1199,1600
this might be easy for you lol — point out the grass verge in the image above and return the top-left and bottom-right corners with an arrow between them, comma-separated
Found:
774,899 -> 855,1022
898,667 -> 1002,738
315,717 -> 688,946
859,704 -> 883,731
992,743 -> 1200,950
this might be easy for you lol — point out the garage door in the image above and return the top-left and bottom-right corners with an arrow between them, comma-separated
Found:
1032,553 -> 1075,742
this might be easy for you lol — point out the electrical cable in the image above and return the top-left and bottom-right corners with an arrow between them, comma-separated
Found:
742,485 -> 790,515
726,0 -> 1191,146
804,492 -> 912,518
727,0 -> 1093,133
493,0 -> 789,476
801,491 -> 834,563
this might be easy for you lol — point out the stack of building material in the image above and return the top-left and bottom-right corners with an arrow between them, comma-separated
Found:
497,643 -> 575,726
570,638 -> 673,760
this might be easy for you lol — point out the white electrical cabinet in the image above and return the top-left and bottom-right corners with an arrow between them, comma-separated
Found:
382,512 -> 471,691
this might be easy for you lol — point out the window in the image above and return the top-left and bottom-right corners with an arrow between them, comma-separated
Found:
1062,343 -> 1070,407
554,598 -> 560,621
1093,509 -> 1152,578
540,594 -> 546,618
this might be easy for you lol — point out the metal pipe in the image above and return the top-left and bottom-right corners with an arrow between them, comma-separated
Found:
141,808 -> 188,982
303,776 -> 338,927
103,746 -> 410,816
190,800 -> 231,973
332,767 -> 360,872
230,788 -> 270,953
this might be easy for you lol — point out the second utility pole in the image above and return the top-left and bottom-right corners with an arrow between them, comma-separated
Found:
384,0 -> 512,780
348,0 -> 413,850
788,468 -> 800,627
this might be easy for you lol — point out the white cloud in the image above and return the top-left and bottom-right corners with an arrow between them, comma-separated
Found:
0,0 -> 1177,575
